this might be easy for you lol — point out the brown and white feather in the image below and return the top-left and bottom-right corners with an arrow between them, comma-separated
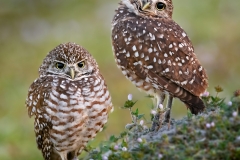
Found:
26,43 -> 113,160
112,0 -> 208,113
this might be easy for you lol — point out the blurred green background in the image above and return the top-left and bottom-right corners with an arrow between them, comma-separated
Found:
0,0 -> 240,159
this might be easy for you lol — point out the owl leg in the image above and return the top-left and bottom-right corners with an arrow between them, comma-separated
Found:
59,153 -> 68,160
150,92 -> 165,131
156,92 -> 166,108
59,151 -> 79,160
164,95 -> 173,123
72,156 -> 79,160
67,151 -> 79,160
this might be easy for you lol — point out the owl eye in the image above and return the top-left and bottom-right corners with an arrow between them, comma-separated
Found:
55,62 -> 65,69
78,61 -> 85,68
156,2 -> 166,11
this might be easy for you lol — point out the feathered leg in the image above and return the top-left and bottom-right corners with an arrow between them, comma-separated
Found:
151,92 -> 165,131
164,95 -> 173,123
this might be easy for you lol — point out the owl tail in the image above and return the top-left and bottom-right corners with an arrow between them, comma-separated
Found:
170,82 -> 206,114
148,71 -> 206,114
182,96 -> 205,114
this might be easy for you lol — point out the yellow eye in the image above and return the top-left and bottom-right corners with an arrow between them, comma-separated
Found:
156,2 -> 166,11
78,61 -> 85,68
55,62 -> 65,69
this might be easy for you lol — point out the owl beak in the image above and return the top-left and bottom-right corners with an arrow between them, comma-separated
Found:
142,1 -> 150,10
70,68 -> 75,79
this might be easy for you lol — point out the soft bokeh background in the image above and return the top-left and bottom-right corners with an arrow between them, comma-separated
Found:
0,0 -> 239,159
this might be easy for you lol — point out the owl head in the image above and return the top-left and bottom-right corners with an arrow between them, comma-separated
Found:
39,42 -> 99,80
122,0 -> 173,18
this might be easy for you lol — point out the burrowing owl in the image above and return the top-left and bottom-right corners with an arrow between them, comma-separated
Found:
26,42 -> 113,160
111,0 -> 208,127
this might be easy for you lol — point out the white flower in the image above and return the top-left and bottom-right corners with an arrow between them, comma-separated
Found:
137,138 -> 143,143
158,153 -> 163,159
236,136 -> 240,141
102,156 -> 108,160
128,94 -> 133,101
206,123 -> 211,128
114,145 -> 119,150
158,104 -> 164,110
227,101 -> 233,106
233,111 -> 238,117
139,120 -> 144,126
211,122 -> 215,127
151,110 -> 157,115
201,91 -> 209,97
122,147 -> 127,151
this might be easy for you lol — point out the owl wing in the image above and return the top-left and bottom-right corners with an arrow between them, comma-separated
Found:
112,17 -> 208,96
26,76 -> 52,117
26,76 -> 55,159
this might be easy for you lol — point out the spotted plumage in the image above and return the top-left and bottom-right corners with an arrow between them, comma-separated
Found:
111,0 -> 208,124
26,42 -> 113,160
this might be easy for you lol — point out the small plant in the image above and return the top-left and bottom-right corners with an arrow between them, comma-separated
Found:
83,87 -> 240,160
123,94 -> 146,132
